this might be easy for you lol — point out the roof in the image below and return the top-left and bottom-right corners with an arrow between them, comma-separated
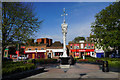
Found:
37,38 -> 52,40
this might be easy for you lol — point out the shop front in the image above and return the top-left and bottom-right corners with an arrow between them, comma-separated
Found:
70,49 -> 94,58
46,49 -> 64,59
25,50 -> 46,59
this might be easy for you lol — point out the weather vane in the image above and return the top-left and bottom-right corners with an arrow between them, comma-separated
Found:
61,8 -> 68,23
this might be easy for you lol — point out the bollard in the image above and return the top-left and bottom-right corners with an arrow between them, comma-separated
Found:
102,61 -> 109,72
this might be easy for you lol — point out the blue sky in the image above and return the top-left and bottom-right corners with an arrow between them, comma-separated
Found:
32,2 -> 112,44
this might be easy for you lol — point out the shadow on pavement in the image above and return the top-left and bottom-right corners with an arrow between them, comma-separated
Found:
80,73 -> 87,76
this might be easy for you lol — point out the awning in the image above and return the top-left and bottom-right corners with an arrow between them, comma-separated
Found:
71,49 -> 94,52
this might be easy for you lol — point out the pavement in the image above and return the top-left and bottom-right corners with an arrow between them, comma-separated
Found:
22,63 -> 120,79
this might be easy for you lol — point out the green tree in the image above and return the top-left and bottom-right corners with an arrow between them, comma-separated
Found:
91,2 -> 120,53
2,2 -> 43,54
72,36 -> 86,43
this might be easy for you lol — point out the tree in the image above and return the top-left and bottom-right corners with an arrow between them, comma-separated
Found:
91,2 -> 120,53
2,2 -> 43,54
72,36 -> 86,43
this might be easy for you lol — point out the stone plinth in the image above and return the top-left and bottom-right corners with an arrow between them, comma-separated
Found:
59,57 -> 70,65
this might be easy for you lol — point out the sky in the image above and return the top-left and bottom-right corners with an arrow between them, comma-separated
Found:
32,2 -> 112,44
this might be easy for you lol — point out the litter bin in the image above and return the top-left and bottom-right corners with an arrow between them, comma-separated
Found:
32,59 -> 36,64
102,61 -> 109,72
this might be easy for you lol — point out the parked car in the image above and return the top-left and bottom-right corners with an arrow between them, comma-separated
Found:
18,55 -> 28,60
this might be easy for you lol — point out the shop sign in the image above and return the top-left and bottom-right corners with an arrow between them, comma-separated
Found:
71,49 -> 94,52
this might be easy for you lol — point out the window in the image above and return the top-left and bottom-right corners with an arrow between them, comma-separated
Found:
28,48 -> 31,50
74,44 -> 79,49
88,46 -> 90,49
81,44 -> 83,49
70,46 -> 72,49
70,44 -> 72,49
92,46 -> 94,49
35,48 -> 37,50
55,52 -> 63,56
92,52 -> 94,55
41,48 -> 44,50
76,46 -> 79,49
74,52 -> 79,58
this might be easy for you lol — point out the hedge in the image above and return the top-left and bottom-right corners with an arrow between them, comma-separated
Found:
27,59 -> 57,64
2,61 -> 36,76
77,57 -> 120,68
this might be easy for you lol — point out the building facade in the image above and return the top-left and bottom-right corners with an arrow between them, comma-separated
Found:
69,41 -> 95,58
37,38 -> 52,46
25,38 -> 64,59
25,44 -> 47,59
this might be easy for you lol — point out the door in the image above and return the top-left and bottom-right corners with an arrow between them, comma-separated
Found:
48,53 -> 51,58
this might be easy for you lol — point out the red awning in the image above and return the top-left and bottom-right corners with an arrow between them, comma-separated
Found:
71,49 -> 94,52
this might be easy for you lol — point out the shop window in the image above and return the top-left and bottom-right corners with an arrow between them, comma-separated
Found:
28,48 -> 31,50
74,52 -> 79,58
35,48 -> 37,50
92,52 -> 94,55
92,46 -> 94,49
88,46 -> 90,49
70,46 -> 72,49
74,46 -> 76,49
76,46 -> 79,49
55,52 -> 63,56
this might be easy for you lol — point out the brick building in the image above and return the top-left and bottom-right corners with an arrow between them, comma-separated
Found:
46,41 -> 63,59
69,40 -> 95,58
37,38 -> 52,46
25,38 -> 65,59
25,44 -> 47,59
